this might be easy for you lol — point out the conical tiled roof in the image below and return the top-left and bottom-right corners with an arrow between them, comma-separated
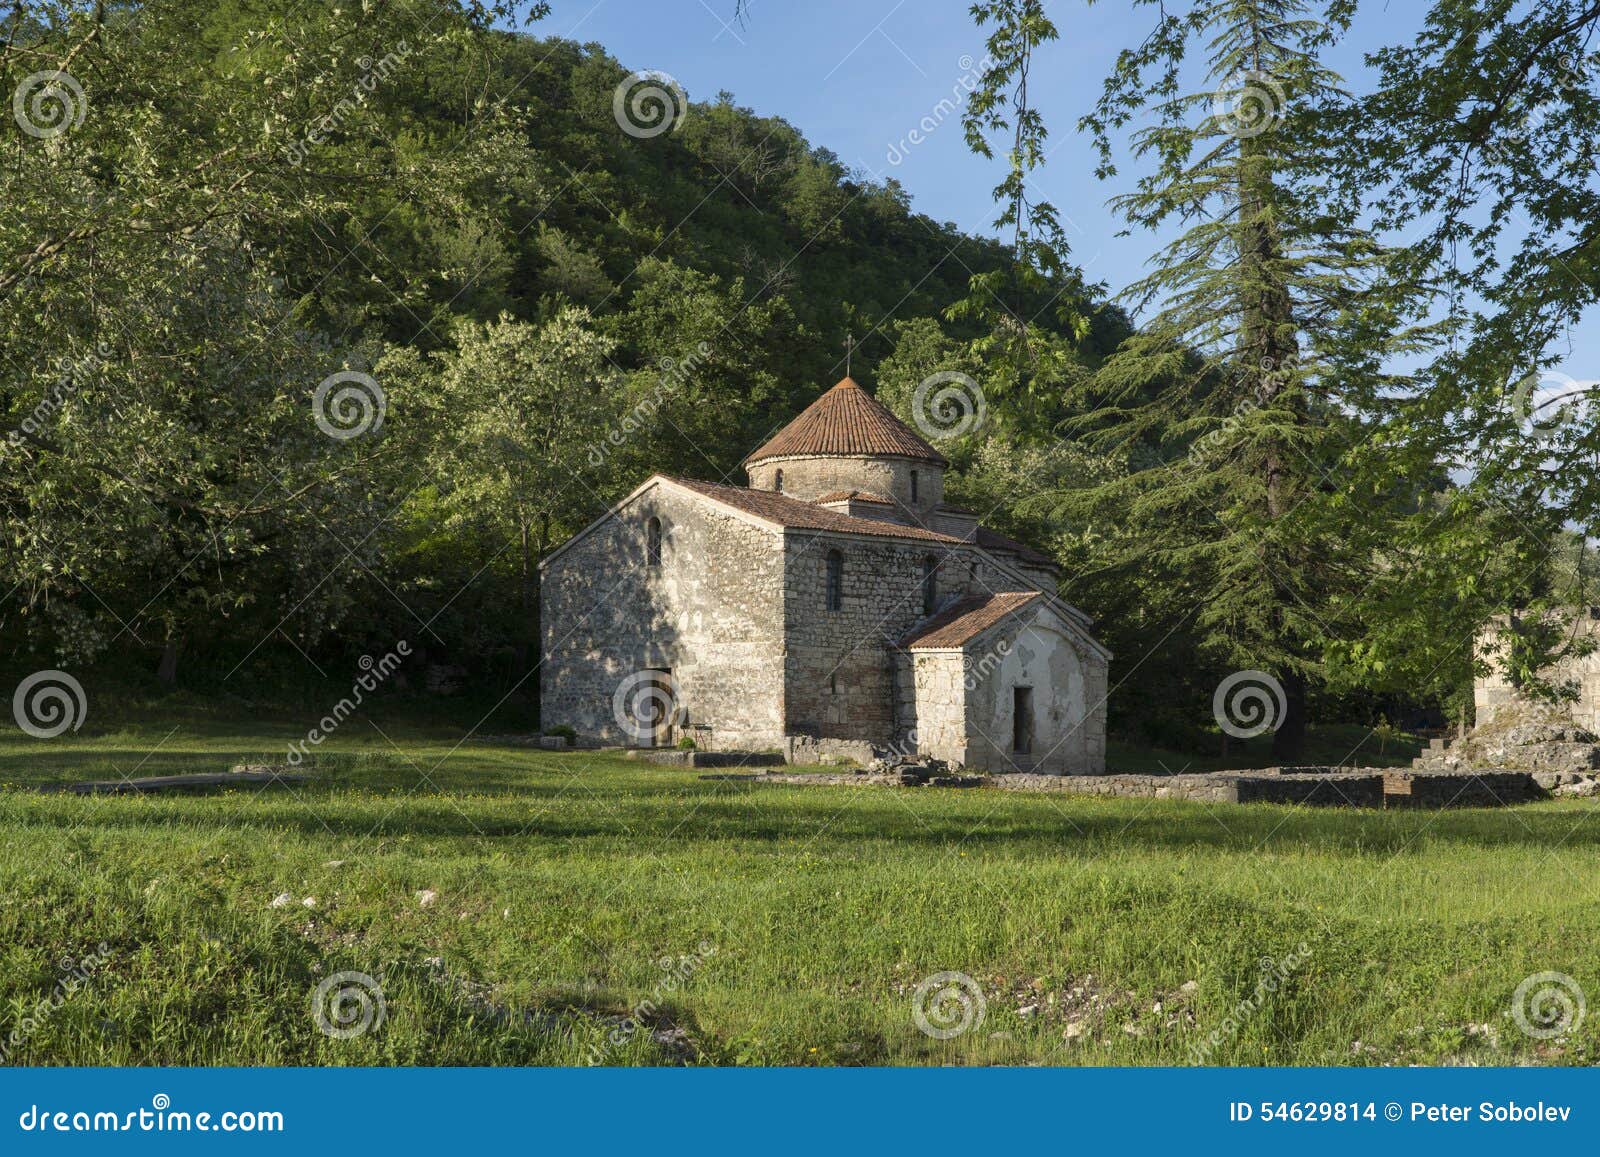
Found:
743,377 -> 948,466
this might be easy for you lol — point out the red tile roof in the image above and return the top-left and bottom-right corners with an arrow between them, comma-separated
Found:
668,477 -> 962,545
976,526 -> 1057,570
814,490 -> 896,505
901,591 -> 1043,649
744,377 -> 949,466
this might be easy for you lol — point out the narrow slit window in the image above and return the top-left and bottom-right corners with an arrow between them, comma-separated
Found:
921,555 -> 937,615
774,469 -> 784,492
825,549 -> 843,612
910,470 -> 919,503
646,517 -> 662,567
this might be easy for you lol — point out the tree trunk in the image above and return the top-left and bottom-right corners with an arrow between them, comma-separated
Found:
157,637 -> 179,685
1270,669 -> 1307,761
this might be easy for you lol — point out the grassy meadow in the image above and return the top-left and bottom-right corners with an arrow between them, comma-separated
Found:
0,715 -> 1595,1067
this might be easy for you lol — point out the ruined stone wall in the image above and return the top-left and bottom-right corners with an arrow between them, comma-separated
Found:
780,532 -> 991,743
958,608 -> 1108,776
1475,613 -> 1600,733
540,484 -> 786,748
747,455 -> 945,514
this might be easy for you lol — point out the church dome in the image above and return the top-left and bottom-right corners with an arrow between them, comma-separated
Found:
743,377 -> 948,467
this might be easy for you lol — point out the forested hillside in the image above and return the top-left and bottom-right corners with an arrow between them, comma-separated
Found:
0,1 -> 1137,723
5,0 -> 1593,749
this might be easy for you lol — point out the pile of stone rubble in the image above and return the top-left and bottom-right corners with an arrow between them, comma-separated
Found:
1413,704 -> 1600,797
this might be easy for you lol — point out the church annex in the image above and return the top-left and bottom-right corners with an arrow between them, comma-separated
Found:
539,376 -> 1111,774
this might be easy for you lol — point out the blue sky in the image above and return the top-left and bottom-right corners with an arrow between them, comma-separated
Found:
545,0 -> 1596,381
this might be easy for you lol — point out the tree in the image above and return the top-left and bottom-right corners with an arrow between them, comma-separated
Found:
424,308 -> 622,674
967,0 -> 1439,757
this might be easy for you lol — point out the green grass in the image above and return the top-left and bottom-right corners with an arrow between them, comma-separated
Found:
0,716 -> 1591,1067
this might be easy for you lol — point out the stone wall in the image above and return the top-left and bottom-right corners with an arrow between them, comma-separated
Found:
540,482 -> 787,748
780,531 -> 995,744
909,652 -> 969,765
957,606 -> 1108,776
747,454 -> 945,515
1475,612 -> 1600,733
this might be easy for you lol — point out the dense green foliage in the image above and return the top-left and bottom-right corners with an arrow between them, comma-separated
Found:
0,0 -> 1120,721
5,0 -> 1600,750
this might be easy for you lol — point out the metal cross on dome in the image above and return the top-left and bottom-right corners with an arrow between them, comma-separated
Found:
843,331 -> 854,375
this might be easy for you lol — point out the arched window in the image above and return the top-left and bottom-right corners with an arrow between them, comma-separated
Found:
646,517 -> 662,567
825,549 -> 843,612
774,469 -> 784,492
910,470 -> 919,504
921,555 -> 938,615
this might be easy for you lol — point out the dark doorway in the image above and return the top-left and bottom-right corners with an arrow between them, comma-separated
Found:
647,668 -> 674,747
1012,686 -> 1034,754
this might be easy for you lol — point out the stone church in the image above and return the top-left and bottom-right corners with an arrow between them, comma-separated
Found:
539,376 -> 1110,774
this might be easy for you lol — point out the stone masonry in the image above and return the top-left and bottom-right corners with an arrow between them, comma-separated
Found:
539,376 -> 1112,773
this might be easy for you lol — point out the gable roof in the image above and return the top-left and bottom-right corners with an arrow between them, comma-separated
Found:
669,477 -> 962,545
976,526 -> 1057,570
901,591 -> 1044,649
814,489 -> 895,505
744,377 -> 949,467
